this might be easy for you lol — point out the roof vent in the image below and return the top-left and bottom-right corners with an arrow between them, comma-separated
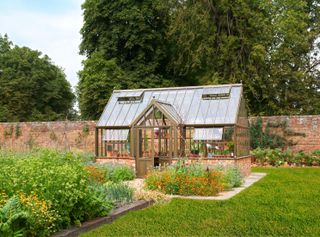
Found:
202,86 -> 231,100
118,91 -> 144,104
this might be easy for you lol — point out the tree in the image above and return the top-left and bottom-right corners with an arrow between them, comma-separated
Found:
79,0 -> 320,117
167,0 -> 320,115
78,0 -> 174,119
0,35 -> 75,122
77,53 -> 127,119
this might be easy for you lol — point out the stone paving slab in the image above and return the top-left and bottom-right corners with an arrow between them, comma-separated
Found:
169,172 -> 267,200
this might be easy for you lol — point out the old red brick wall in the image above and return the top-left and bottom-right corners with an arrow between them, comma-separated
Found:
0,115 -> 319,154
0,121 -> 96,153
250,115 -> 320,152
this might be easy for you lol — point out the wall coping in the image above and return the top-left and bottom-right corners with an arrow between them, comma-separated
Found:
250,115 -> 320,119
0,120 -> 97,126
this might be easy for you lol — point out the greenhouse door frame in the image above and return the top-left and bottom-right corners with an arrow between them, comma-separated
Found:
134,125 -> 177,178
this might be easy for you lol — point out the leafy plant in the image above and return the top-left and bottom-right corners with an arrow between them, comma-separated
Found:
251,148 -> 268,165
145,166 -> 225,196
95,164 -> 135,183
221,166 -> 243,190
252,148 -> 320,167
85,165 -> 106,183
0,196 -> 28,237
0,149 -> 114,235
104,182 -> 133,206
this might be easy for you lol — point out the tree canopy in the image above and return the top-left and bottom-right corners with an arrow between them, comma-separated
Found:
0,35 -> 75,122
79,0 -> 320,119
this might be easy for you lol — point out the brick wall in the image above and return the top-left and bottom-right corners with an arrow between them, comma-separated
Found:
0,115 -> 319,153
250,115 -> 320,152
0,121 -> 96,153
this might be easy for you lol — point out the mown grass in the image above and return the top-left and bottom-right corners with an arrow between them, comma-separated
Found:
82,168 -> 320,236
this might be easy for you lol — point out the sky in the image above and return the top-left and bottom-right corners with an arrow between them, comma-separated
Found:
0,0 -> 85,89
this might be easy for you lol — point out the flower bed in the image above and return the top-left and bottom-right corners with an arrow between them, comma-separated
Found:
145,162 -> 244,196
252,148 -> 320,167
0,149 -> 136,236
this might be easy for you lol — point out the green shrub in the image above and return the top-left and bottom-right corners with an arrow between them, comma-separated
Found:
95,164 -> 135,183
103,182 -> 133,205
0,149 -> 113,235
251,148 -> 268,165
222,166 -> 243,190
266,149 -> 283,166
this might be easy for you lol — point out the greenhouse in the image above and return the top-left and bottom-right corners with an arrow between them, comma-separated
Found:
96,84 -> 250,177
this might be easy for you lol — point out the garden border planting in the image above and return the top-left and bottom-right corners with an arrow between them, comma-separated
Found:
52,200 -> 153,237
168,172 -> 266,200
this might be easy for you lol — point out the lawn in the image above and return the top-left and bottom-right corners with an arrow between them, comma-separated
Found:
82,168 -> 320,236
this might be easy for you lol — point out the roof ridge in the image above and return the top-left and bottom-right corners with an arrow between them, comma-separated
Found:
113,83 -> 242,93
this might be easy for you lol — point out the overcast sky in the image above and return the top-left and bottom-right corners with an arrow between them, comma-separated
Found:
0,0 -> 85,89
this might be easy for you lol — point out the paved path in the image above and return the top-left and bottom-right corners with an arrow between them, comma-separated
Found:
169,172 -> 267,200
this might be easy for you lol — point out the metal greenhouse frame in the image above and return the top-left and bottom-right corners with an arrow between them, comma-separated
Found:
95,84 -> 250,177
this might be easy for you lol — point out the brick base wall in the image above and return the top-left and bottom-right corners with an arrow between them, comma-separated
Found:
172,157 -> 252,176
96,158 -> 136,167
96,156 -> 252,176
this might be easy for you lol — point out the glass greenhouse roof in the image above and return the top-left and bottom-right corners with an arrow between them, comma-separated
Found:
97,84 -> 243,127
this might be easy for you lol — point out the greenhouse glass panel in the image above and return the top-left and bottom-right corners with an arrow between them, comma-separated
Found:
104,129 -> 130,141
97,92 -> 119,126
193,128 -> 223,140
185,88 -> 203,124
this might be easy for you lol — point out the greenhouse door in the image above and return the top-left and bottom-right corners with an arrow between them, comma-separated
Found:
135,128 -> 154,178
135,126 -> 173,177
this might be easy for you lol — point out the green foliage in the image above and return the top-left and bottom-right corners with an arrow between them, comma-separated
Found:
145,168 -> 224,196
0,149 -> 113,235
79,0 -> 173,119
145,163 -> 243,196
77,55 -> 127,119
81,168 -> 320,237
103,182 -> 133,206
313,150 -> 320,156
168,0 -> 320,115
220,166 -> 244,190
252,148 -> 320,166
95,164 -> 135,183
79,0 -> 320,117
249,117 -> 306,149
0,196 -> 28,237
0,34 -> 75,122
168,161 -> 205,177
